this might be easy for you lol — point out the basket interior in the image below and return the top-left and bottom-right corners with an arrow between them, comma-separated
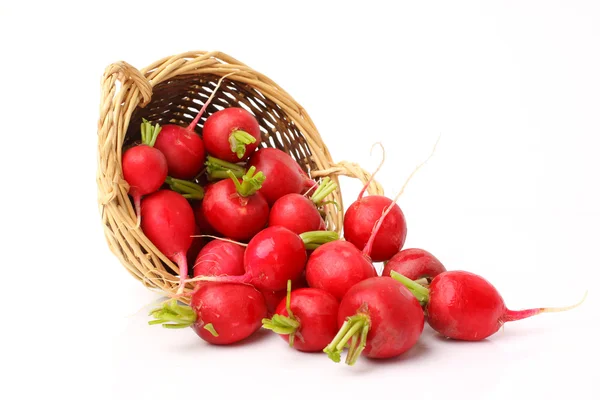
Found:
125,74 -> 317,173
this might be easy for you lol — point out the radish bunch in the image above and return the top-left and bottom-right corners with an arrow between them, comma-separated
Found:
120,78 -> 584,365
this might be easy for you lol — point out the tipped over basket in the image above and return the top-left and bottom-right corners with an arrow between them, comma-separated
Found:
97,50 -> 383,298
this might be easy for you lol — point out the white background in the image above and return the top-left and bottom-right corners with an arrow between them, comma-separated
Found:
1,1 -> 599,399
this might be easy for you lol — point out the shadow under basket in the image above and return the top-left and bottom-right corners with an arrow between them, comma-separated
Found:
97,50 -> 383,299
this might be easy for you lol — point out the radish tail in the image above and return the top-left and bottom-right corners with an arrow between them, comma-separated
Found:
503,291 -> 588,322
184,272 -> 251,286
362,136 -> 439,258
172,252 -> 189,295
357,142 -> 386,201
187,72 -> 238,131
133,193 -> 142,228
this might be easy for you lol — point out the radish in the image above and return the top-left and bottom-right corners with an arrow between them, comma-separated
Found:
262,281 -> 339,352
202,166 -> 269,241
140,190 -> 195,294
192,240 -> 245,278
383,248 -> 446,282
205,155 -> 246,181
122,119 -> 168,226
324,276 -> 424,365
153,73 -> 234,179
305,241 -> 377,300
203,107 -> 261,162
153,117 -> 205,180
187,227 -> 338,292
344,140 -> 439,262
149,283 -> 267,345
392,270 -> 587,341
344,195 -> 407,262
268,177 -> 336,235
248,148 -> 315,205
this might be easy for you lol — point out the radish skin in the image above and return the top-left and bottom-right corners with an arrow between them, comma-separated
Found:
248,148 -> 315,205
305,241 -> 377,300
383,248 -> 446,281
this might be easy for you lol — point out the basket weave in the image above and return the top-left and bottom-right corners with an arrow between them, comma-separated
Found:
97,50 -> 383,296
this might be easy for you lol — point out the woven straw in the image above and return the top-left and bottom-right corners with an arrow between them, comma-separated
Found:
97,50 -> 383,296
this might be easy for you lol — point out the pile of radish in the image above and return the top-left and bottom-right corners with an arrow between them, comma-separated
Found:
123,77 -> 585,366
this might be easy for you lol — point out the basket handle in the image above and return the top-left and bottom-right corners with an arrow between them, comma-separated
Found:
312,161 -> 384,196
100,61 -> 152,107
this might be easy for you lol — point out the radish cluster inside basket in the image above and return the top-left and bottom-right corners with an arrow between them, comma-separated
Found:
97,51 -> 383,299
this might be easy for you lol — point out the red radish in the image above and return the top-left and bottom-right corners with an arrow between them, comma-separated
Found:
203,107 -> 261,162
153,73 -> 234,179
149,283 -> 267,345
122,119 -> 168,226
305,240 -> 377,301
269,177 -> 336,234
392,270 -> 587,341
188,227 -> 337,292
262,281 -> 339,352
248,148 -> 315,205
344,139 -> 439,262
383,248 -> 446,282
324,276 -> 424,365
344,195 -> 407,262
192,240 -> 245,278
262,273 -> 309,315
202,166 -> 269,241
140,190 -> 195,294
193,201 -> 217,235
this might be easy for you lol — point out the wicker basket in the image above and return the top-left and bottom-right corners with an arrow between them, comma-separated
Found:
97,50 -> 383,297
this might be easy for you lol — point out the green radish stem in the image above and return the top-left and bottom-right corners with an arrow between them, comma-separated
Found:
310,177 -> 338,206
148,299 -> 197,329
262,280 -> 300,347
205,156 -> 246,181
390,271 -> 430,303
323,311 -> 370,365
140,118 -> 162,147
228,166 -> 265,197
165,176 -> 205,200
229,130 -> 257,159
299,231 -> 339,250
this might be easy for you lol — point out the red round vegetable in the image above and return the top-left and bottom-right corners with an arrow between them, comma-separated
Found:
392,270 -> 586,341
122,119 -> 168,226
383,248 -> 446,281
263,282 -> 340,352
261,273 -> 309,316
149,283 -> 267,345
268,177 -> 335,235
248,148 -> 315,205
192,240 -> 245,278
202,167 -> 269,241
305,240 -> 377,301
140,190 -> 195,294
324,276 -> 424,365
344,195 -> 407,262
203,107 -> 261,162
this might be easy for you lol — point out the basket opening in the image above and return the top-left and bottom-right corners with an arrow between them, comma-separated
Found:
125,74 -> 316,174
